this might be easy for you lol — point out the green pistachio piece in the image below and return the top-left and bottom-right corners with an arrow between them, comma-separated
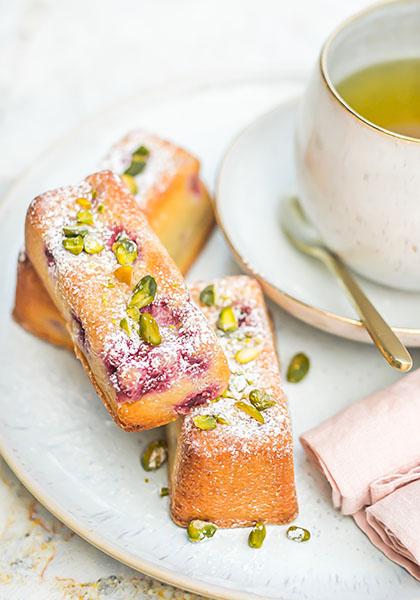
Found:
121,174 -> 138,195
199,284 -> 215,307
97,203 -> 105,213
129,275 -> 157,308
141,439 -> 167,471
83,234 -> 104,254
187,519 -> 217,543
76,209 -> 94,225
112,238 -> 138,266
210,396 -> 222,403
286,525 -> 311,543
160,487 -> 169,498
248,522 -> 266,548
217,306 -> 238,333
119,317 -> 131,338
124,160 -> 146,177
62,235 -> 84,255
126,306 -> 140,322
215,414 -> 230,426
249,389 -> 276,411
192,414 -> 217,431
235,401 -> 265,424
139,313 -> 161,345
133,144 -> 150,157
286,352 -> 310,383
63,225 -> 89,238
235,345 -> 262,364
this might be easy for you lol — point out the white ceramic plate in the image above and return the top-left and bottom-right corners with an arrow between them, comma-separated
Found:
1,79 -> 419,600
216,98 -> 420,346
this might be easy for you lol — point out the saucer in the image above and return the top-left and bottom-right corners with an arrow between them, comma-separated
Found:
216,98 -> 420,346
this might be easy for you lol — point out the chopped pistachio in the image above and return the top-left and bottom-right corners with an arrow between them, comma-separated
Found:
235,345 -> 262,364
249,389 -> 276,411
199,284 -> 215,307
119,317 -> 131,337
217,306 -> 238,333
76,209 -> 94,225
91,189 -> 97,199
215,414 -> 230,426
139,313 -> 161,345
63,225 -> 89,238
141,439 -> 167,471
83,234 -> 104,254
129,275 -> 157,308
286,352 -> 310,383
210,396 -> 222,403
235,401 -> 265,424
133,144 -> 149,157
121,174 -> 138,195
126,306 -> 140,322
97,203 -> 105,213
124,160 -> 146,177
76,197 -> 92,209
112,238 -> 138,266
160,487 -> 170,498
187,519 -> 217,543
248,522 -> 266,548
286,525 -> 311,543
114,265 -> 133,285
192,414 -> 217,431
62,235 -> 84,255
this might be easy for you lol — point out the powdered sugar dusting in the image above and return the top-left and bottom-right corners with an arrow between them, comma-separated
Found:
101,130 -> 187,208
184,276 -> 292,450
28,172 -> 224,407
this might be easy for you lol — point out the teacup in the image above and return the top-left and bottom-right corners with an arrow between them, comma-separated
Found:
295,0 -> 420,291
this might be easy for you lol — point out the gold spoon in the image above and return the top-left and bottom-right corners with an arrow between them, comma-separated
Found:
282,197 -> 413,372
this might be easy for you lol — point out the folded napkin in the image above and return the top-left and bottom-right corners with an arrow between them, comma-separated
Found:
300,369 -> 420,580
300,369 -> 420,515
354,479 -> 420,580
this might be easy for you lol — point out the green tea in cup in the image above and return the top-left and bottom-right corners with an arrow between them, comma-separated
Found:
337,58 -> 420,138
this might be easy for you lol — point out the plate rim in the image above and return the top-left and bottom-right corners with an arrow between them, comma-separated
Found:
0,76 -> 302,600
0,438 -> 261,600
214,98 -> 420,346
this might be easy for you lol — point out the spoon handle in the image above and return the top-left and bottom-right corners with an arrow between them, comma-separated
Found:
324,253 -> 413,372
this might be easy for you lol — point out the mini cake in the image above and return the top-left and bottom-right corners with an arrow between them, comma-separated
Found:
13,131 -> 214,347
167,275 -> 298,527
102,130 -> 214,273
25,170 -> 229,430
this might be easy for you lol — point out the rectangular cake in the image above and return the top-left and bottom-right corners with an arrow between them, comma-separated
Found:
168,276 -> 298,527
13,131 -> 214,347
25,170 -> 229,430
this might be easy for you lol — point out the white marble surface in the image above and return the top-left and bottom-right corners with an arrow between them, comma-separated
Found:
0,1 -> 372,598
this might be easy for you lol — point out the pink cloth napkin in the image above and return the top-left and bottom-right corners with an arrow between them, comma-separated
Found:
354,479 -> 420,580
300,369 -> 420,580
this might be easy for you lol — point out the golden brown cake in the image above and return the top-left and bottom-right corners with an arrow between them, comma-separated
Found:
13,131 -> 214,348
168,275 -> 298,527
102,130 -> 214,274
25,170 -> 229,431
